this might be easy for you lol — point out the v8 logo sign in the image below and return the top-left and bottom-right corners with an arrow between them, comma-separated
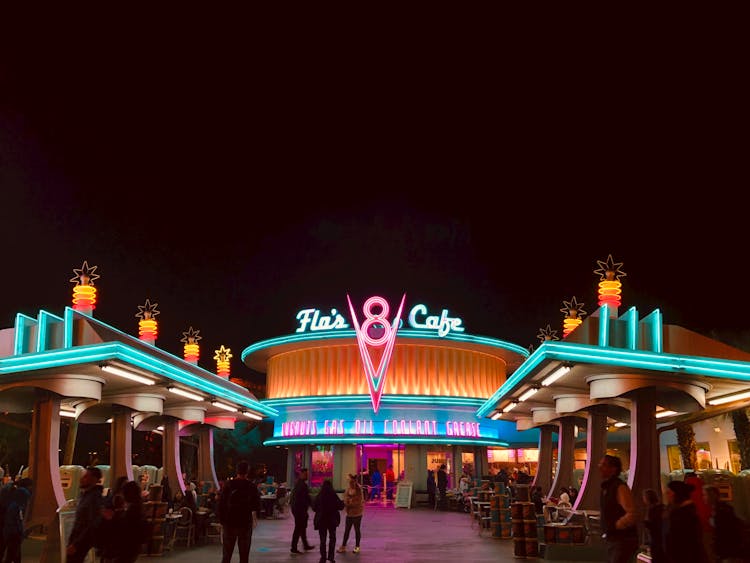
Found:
346,294 -> 406,413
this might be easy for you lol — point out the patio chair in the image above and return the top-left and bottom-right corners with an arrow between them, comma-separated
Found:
171,507 -> 195,548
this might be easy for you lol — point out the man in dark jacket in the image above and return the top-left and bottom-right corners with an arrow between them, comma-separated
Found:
2,478 -> 32,563
598,455 -> 638,563
437,464 -> 448,510
290,468 -> 315,554
218,460 -> 261,563
66,466 -> 104,563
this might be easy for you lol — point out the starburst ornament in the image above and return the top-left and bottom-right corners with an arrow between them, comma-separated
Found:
181,326 -> 202,363
136,299 -> 160,341
70,261 -> 100,311
537,324 -> 560,343
214,345 -> 232,378
594,254 -> 626,308
560,297 -> 586,338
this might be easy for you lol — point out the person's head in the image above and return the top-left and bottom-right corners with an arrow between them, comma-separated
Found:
561,487 -> 569,494
113,475 -> 128,493
17,478 -> 32,491
598,455 -> 622,480
174,490 -> 184,501
642,488 -> 660,506
122,480 -> 142,504
236,460 -> 250,477
81,466 -> 102,489
320,479 -> 334,495
440,464 -> 446,470
666,480 -> 694,505
298,468 -> 308,480
702,485 -> 720,506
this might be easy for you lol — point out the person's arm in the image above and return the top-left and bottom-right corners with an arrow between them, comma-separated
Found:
615,484 -> 638,529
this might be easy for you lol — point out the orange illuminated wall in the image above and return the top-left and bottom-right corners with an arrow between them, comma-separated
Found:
265,343 -> 507,399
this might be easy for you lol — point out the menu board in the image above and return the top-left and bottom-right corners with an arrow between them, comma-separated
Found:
395,481 -> 413,509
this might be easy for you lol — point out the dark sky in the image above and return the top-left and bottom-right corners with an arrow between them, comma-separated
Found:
2,20 -> 748,382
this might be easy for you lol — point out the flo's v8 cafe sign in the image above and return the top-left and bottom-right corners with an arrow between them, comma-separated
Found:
293,295 -> 466,414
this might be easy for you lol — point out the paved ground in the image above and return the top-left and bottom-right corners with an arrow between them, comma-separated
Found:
22,503 -> 607,562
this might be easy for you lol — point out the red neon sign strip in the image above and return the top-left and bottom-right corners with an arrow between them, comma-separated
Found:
347,294 -> 406,414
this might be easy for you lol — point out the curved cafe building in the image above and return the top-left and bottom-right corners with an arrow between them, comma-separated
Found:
242,295 -> 542,491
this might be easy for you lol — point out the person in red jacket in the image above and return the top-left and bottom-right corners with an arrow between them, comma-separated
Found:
684,471 -> 712,558
385,465 -> 396,500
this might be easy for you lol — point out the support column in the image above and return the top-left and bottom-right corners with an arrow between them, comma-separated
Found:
196,426 -> 219,491
532,425 -> 554,493
574,405 -> 608,511
628,387 -> 659,518
162,419 -> 186,496
109,407 -> 134,482
548,417 -> 576,498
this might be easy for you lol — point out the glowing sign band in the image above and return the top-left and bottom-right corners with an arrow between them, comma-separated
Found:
280,418 -> 481,438
407,304 -> 464,336
296,308 -> 350,332
348,295 -> 405,413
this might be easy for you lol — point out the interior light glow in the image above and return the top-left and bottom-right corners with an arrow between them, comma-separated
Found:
168,387 -> 204,401
542,365 -> 570,387
655,410 -> 678,418
613,422 -> 627,428
100,364 -> 155,385
243,411 -> 263,420
502,402 -> 517,413
708,390 -> 750,405
211,400 -> 238,412
518,387 -> 538,402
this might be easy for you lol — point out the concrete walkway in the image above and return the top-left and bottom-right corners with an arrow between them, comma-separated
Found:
22,504 -> 601,562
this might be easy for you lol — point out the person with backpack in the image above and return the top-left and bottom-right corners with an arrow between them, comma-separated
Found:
218,460 -> 261,563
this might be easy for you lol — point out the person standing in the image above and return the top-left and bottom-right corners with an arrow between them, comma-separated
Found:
437,464 -> 448,510
312,479 -> 344,563
385,465 -> 396,500
664,480 -> 709,563
642,488 -> 666,563
106,480 -> 148,563
337,475 -> 364,554
0,478 -> 18,561
217,460 -> 261,563
702,485 -> 745,563
2,478 -> 32,563
426,470 -> 436,509
66,466 -> 104,563
369,468 -> 382,501
598,455 -> 638,563
290,468 -> 315,554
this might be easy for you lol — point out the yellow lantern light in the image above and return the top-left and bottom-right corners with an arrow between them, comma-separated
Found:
594,254 -> 627,309
181,326 -> 202,363
214,345 -> 232,378
560,296 -> 586,338
69,261 -> 100,312
136,299 -> 160,342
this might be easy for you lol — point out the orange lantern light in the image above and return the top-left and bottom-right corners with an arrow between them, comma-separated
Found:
136,299 -> 160,342
560,297 -> 586,338
594,254 -> 626,309
214,345 -> 232,378
181,327 -> 202,363
70,261 -> 99,312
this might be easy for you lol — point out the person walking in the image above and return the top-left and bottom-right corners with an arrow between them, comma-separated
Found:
2,478 -> 32,563
642,488 -> 666,563
437,464 -> 448,510
312,479 -> 344,563
664,480 -> 709,563
702,485 -> 745,563
106,480 -> 148,563
218,460 -> 261,563
290,468 -> 315,554
598,455 -> 638,563
337,474 -> 364,554
66,466 -> 105,563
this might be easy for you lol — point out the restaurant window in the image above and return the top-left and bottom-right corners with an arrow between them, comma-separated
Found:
461,452 -> 475,476
311,446 -> 334,488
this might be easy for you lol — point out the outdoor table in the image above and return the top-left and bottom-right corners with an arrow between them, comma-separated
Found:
260,494 -> 277,518
163,512 -> 182,550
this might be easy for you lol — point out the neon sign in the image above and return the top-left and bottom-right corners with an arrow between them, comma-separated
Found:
294,302 -> 465,337
347,295 -> 405,413
280,418 -> 481,438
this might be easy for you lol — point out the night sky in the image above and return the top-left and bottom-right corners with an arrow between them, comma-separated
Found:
2,21 -> 747,390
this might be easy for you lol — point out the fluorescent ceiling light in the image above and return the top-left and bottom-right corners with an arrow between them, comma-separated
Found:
502,402 -> 517,413
156,426 -> 164,431
100,364 -> 155,386
211,401 -> 238,412
542,365 -> 570,387
105,418 -> 113,423
490,412 -> 503,420
518,387 -> 539,402
60,410 -> 77,418
613,422 -> 627,428
168,387 -> 204,401
708,390 -> 750,406
242,411 -> 263,420
655,410 -> 678,418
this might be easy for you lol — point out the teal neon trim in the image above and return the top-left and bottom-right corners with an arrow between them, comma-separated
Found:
475,340 -> 750,418
598,305 -> 610,347
241,329 -> 529,363
262,395 -> 487,409
64,307 -> 75,348
0,341 -> 278,417
37,310 -> 64,353
13,313 -> 36,356
623,307 -> 638,350
640,309 -> 663,353
263,436 -> 510,447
